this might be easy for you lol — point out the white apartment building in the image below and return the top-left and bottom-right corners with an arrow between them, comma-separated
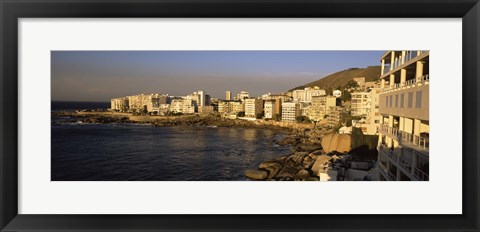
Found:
307,96 -> 337,122
236,91 -> 249,102
281,102 -> 300,122
291,87 -> 326,103
264,100 -> 275,119
377,50 -> 429,181
170,98 -> 195,114
111,97 -> 129,112
351,92 -> 370,117
244,98 -> 264,118
217,100 -> 244,114
225,90 -> 232,101
125,93 -> 161,113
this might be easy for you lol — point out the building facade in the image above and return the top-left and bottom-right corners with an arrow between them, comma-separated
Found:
264,100 -> 275,119
111,97 -> 129,112
281,102 -> 300,122
244,98 -> 264,118
377,50 -> 429,181
225,90 -> 232,101
236,91 -> 249,102
170,98 -> 195,114
351,92 -> 370,117
291,87 -> 326,103
124,93 -> 161,113
307,96 -> 337,122
218,100 -> 244,114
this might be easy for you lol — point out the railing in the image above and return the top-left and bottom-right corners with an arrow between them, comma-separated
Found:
383,66 -> 391,75
379,124 -> 429,149
377,164 -> 396,181
387,172 -> 397,181
378,144 -> 399,162
382,74 -> 429,93
414,167 -> 429,181
398,156 -> 411,171
378,143 -> 430,181
383,51 -> 422,76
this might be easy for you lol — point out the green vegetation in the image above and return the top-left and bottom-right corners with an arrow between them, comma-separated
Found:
339,112 -> 362,127
237,111 -> 245,117
338,91 -> 351,102
273,114 -> 281,121
345,79 -> 359,89
256,112 -> 264,119
295,116 -> 309,123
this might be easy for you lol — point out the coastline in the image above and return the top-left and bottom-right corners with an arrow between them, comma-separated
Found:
52,111 -> 337,181
52,111 -> 328,132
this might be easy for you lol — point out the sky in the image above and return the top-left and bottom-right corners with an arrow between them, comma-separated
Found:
51,51 -> 385,102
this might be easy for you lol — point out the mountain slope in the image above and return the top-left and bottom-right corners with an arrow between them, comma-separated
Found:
290,66 -> 382,91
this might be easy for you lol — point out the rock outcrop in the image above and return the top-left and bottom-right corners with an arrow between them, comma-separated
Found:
321,134 -> 351,153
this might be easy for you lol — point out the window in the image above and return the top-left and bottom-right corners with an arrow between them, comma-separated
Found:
386,96 -> 389,107
416,91 -> 422,108
389,96 -> 393,108
400,94 -> 405,108
395,95 -> 399,107
408,92 -> 413,108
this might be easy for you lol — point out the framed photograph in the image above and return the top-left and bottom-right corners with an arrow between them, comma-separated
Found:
1,0 -> 479,231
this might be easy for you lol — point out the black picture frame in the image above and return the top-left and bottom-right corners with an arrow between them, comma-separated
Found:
1,0 -> 479,231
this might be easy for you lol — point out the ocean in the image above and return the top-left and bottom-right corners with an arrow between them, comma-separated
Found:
51,121 -> 292,181
51,101 -> 110,112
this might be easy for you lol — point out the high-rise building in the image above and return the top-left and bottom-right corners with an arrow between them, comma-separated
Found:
225,91 -> 232,101
351,91 -> 370,117
205,94 -> 211,106
307,96 -> 336,121
377,50 -> 429,181
196,90 -> 206,107
236,91 -> 249,102
291,87 -> 326,103
244,98 -> 264,118
110,97 -> 129,112
170,98 -> 195,114
264,100 -> 275,119
281,101 -> 300,122
124,93 -> 161,113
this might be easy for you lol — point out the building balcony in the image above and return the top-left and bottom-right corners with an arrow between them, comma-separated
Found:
379,124 -> 429,151
381,74 -> 429,94
381,51 -> 429,78
377,162 -> 396,181
378,144 -> 429,181
414,167 -> 429,182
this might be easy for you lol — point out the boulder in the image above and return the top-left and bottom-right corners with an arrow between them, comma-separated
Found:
302,156 -> 316,169
259,160 -> 281,169
311,155 -> 332,176
304,177 -> 319,181
263,163 -> 283,179
295,169 -> 310,179
321,133 -> 352,153
244,169 -> 268,180
290,152 -> 308,165
273,155 -> 289,163
275,165 -> 299,179
296,143 -> 322,152
310,149 -> 324,156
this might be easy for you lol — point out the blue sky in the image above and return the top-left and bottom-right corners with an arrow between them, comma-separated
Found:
51,51 -> 384,101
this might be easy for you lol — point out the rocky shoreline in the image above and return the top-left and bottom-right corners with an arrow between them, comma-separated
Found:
52,111 -> 348,181
52,111 -> 309,131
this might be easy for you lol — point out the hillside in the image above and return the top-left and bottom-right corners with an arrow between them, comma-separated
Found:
290,66 -> 381,91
